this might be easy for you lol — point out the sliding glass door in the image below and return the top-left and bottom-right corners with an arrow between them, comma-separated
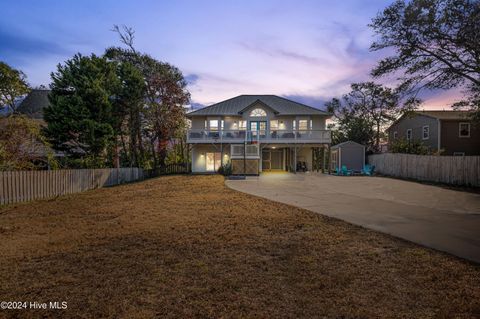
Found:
206,152 -> 221,172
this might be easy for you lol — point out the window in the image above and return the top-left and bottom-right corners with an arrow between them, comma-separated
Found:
209,120 -> 219,131
293,120 -> 296,130
459,122 -> 470,138
270,120 -> 279,130
422,126 -> 429,140
233,120 -> 246,130
298,120 -> 308,131
239,120 -> 246,130
453,152 -> 465,156
393,131 -> 398,139
406,129 -> 412,140
250,108 -> 266,117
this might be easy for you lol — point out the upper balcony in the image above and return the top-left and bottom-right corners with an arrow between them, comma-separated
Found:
187,129 -> 331,144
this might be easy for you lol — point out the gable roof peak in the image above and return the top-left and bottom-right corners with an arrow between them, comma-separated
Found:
187,94 -> 330,117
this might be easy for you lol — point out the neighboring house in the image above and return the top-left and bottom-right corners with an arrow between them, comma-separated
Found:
7,89 -> 62,163
387,110 -> 480,155
186,95 -> 332,174
16,89 -> 50,123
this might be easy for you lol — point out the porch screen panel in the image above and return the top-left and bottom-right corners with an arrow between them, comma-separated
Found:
271,151 -> 283,170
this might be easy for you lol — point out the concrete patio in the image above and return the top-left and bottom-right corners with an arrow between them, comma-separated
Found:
226,173 -> 480,263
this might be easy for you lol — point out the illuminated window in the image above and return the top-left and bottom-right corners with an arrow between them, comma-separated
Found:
299,120 -> 308,131
209,120 -> 219,131
270,120 -> 279,130
250,108 -> 267,117
238,120 -> 246,130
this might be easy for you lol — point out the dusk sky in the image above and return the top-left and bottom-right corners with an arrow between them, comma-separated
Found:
0,0 -> 460,110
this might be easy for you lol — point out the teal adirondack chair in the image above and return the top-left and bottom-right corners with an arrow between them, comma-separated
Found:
340,165 -> 351,176
362,164 -> 375,176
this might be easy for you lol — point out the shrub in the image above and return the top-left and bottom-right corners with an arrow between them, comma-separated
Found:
218,162 -> 232,176
390,138 -> 432,155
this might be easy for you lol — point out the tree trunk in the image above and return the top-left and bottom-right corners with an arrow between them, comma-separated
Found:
120,134 -> 130,167
150,138 -> 157,168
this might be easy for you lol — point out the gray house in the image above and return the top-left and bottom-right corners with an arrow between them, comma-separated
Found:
387,111 -> 480,156
330,141 -> 365,172
186,95 -> 332,174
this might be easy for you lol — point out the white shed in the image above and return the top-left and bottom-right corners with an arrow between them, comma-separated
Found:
330,141 -> 365,172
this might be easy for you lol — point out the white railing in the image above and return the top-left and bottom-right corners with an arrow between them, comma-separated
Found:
187,129 -> 331,143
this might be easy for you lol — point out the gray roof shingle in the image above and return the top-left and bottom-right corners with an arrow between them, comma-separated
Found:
187,95 -> 330,117
17,89 -> 50,119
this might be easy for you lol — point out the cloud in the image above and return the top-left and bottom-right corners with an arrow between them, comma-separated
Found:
281,94 -> 329,110
239,42 -> 326,66
185,73 -> 200,85
0,29 -> 70,63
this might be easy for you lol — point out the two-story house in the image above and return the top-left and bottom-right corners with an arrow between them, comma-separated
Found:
186,95 -> 332,174
387,110 -> 480,155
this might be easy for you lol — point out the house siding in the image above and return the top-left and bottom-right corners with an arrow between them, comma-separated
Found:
440,120 -> 480,155
388,114 -> 439,151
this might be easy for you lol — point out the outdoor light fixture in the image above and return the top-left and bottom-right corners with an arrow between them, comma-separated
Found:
272,146 -> 276,149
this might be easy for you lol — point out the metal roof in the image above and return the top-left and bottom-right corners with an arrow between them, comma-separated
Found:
331,141 -> 365,149
187,95 -> 331,117
414,110 -> 472,120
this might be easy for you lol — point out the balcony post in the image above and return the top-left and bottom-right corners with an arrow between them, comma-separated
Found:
294,146 -> 297,174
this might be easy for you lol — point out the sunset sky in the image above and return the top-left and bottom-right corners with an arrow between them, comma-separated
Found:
0,0 -> 460,110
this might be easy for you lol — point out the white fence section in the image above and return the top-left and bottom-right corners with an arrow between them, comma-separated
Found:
368,154 -> 480,187
0,168 -> 144,205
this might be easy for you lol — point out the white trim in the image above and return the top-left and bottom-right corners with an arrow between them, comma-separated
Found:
437,119 -> 441,152
338,148 -> 342,170
406,129 -> 412,140
459,122 -> 470,138
250,108 -> 267,117
422,125 -> 429,140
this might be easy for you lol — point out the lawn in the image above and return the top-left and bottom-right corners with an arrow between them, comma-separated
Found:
0,175 -> 479,318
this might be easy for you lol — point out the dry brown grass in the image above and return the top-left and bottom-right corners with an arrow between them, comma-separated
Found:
0,175 -> 479,319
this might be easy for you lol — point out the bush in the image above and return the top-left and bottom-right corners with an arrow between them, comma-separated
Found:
218,162 -> 232,176
390,138 -> 432,155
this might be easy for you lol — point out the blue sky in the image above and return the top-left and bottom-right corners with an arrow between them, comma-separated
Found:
0,0 -> 458,109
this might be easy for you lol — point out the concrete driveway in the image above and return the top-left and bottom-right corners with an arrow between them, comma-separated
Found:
226,173 -> 480,263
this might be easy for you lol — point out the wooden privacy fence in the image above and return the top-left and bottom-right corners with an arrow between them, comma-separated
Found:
144,163 -> 190,178
0,168 -> 144,205
368,154 -> 480,187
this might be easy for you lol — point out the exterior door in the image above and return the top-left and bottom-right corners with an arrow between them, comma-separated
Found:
206,152 -> 221,172
261,150 -> 271,170
249,121 -> 267,138
261,149 -> 283,171
270,150 -> 283,169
